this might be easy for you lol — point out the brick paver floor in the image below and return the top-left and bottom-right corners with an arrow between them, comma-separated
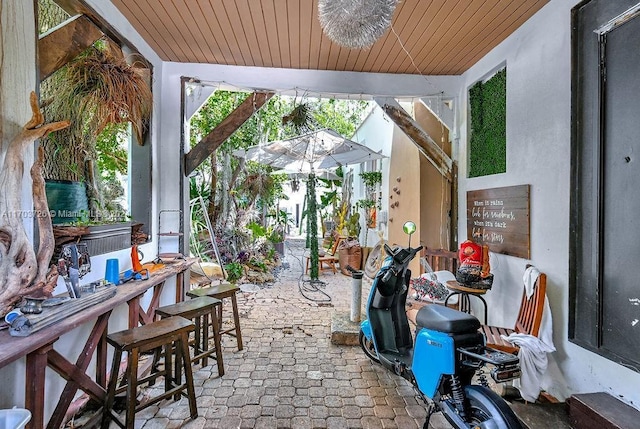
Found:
132,239 -> 456,429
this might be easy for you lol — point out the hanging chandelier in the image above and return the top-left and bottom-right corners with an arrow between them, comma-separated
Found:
318,0 -> 399,49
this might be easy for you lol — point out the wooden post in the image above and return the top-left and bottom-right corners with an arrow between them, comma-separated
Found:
26,343 -> 54,429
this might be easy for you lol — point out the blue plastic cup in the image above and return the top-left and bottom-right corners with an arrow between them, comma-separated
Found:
4,309 -> 22,324
105,259 -> 120,285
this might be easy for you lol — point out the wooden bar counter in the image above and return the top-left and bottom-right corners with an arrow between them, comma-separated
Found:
0,257 -> 195,429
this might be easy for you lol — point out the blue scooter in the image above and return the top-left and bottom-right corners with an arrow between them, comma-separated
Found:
359,221 -> 523,429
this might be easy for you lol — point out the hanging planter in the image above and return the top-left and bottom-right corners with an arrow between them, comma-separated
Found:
42,41 -> 152,220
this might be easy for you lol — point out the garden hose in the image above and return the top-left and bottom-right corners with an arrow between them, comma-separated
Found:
286,241 -> 332,303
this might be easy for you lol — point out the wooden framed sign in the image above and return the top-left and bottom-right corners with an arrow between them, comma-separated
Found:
466,185 -> 530,259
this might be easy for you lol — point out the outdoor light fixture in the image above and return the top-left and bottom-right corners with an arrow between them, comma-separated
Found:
318,0 -> 399,49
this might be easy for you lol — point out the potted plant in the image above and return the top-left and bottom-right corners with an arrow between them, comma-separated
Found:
358,171 -> 382,231
267,227 -> 285,255
319,189 -> 339,245
356,171 -> 382,265
267,209 -> 293,255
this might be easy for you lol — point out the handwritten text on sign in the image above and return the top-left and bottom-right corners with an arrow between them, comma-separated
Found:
466,185 -> 530,259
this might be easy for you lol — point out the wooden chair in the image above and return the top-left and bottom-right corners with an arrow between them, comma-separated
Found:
480,266 -> 547,354
422,247 -> 459,274
305,236 -> 342,275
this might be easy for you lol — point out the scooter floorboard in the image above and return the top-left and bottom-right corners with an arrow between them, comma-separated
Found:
379,349 -> 414,375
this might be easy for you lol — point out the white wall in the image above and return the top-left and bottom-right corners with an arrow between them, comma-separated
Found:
457,0 -> 640,407
350,105 -> 394,246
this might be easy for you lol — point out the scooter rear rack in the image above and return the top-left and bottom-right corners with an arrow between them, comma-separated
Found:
458,346 -> 521,382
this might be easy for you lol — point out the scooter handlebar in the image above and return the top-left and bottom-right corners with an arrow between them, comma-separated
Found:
383,243 -> 394,257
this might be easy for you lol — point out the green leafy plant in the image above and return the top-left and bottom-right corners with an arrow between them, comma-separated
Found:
249,257 -> 267,272
359,171 -> 382,191
224,261 -> 244,283
355,199 -> 377,211
306,174 -> 320,280
246,221 -> 267,239
265,209 -> 293,244
267,227 -> 284,243
346,212 -> 361,237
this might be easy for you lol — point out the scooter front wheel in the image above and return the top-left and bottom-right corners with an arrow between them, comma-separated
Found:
464,385 -> 523,429
358,330 -> 380,363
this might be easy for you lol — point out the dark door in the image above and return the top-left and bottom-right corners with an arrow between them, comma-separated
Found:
601,16 -> 640,362
571,0 -> 640,369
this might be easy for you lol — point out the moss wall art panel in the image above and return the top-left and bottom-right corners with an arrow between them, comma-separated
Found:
468,68 -> 506,178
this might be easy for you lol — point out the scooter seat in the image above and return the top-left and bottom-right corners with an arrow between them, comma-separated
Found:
415,304 -> 480,334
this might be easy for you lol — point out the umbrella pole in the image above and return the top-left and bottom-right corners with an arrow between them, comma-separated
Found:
307,173 -> 319,280
299,193 -> 307,237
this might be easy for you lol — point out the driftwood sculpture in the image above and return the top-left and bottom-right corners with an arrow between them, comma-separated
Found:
0,92 -> 70,316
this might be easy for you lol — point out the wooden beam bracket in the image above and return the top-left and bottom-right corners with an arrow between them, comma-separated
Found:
375,97 -> 453,182
38,15 -> 104,81
184,91 -> 275,175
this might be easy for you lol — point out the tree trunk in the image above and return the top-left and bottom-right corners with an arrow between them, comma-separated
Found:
0,92 -> 69,316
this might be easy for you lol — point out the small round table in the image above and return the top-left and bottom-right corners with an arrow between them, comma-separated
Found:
444,280 -> 489,324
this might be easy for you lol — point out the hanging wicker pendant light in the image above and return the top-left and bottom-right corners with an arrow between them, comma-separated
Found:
318,0 -> 399,49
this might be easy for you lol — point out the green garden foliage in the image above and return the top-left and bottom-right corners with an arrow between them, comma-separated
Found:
469,68 -> 506,177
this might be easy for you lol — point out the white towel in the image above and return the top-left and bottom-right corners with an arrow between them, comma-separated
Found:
502,266 -> 555,402
523,266 -> 541,299
504,332 -> 555,402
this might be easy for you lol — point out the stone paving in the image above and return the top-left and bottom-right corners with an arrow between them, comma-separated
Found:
132,239 -> 456,429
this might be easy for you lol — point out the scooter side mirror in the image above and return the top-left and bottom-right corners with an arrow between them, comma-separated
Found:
403,221 -> 416,236
403,221 -> 416,247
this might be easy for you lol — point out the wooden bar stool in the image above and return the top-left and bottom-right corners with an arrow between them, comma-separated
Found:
155,296 -> 224,377
187,283 -> 243,351
102,317 -> 197,429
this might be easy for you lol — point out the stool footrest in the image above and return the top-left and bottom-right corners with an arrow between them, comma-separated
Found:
155,296 -> 225,377
102,317 -> 198,429
186,285 -> 243,352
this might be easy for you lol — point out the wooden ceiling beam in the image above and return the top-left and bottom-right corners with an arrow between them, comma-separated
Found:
38,14 -> 103,80
375,97 -> 453,182
184,91 -> 275,176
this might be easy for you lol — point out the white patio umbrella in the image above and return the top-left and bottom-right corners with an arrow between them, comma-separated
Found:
274,169 -> 341,182
232,128 -> 385,172
233,128 -> 386,280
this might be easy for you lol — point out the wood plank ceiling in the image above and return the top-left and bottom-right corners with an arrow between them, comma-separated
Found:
112,0 -> 548,76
